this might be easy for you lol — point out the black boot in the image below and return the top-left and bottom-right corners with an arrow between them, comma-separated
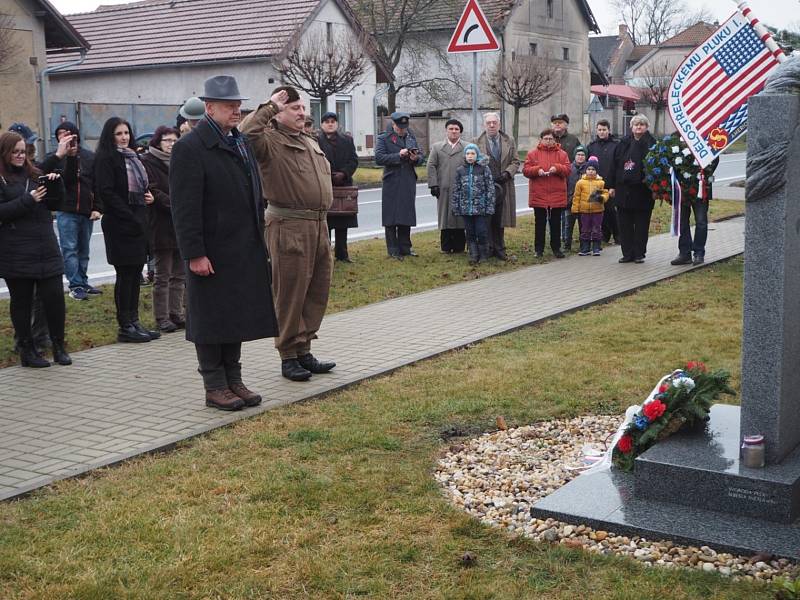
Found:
117,311 -> 151,343
467,241 -> 479,265
19,339 -> 50,368
131,318 -> 161,340
297,353 -> 336,374
670,254 -> 692,265
578,240 -> 590,256
478,243 -> 491,262
282,358 -> 312,381
52,339 -> 72,366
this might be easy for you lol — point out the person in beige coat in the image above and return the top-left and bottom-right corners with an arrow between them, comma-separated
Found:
240,85 -> 336,382
473,112 -> 520,260
427,119 -> 466,253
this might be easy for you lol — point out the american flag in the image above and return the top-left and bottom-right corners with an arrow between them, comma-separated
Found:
681,24 -> 780,139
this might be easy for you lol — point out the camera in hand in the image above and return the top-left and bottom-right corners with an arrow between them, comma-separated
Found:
37,175 -> 49,186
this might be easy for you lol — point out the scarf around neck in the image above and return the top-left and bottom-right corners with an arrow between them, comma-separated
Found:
148,145 -> 171,165
117,147 -> 149,205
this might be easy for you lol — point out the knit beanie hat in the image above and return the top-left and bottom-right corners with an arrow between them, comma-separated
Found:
464,143 -> 481,160
574,145 -> 587,158
586,155 -> 600,169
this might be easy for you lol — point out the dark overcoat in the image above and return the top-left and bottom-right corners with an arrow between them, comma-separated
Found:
169,119 -> 278,345
375,127 -> 424,227
140,151 -> 177,251
318,131 -> 359,229
0,172 -> 64,279
94,149 -> 148,266
608,132 -> 657,212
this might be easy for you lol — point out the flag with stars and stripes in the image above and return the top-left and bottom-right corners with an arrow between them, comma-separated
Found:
667,11 -> 782,168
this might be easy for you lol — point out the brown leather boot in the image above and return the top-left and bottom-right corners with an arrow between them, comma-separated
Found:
205,389 -> 244,411
229,383 -> 262,407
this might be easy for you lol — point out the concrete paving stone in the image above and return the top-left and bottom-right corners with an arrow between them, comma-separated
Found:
4,469 -> 43,481
0,475 -> 22,486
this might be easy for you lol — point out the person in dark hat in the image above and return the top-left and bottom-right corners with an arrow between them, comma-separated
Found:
550,113 -> 581,161
318,110 -> 358,262
375,111 -> 424,259
170,74 -> 279,411
40,121 -> 101,300
427,118 -> 466,253
241,85 -> 336,382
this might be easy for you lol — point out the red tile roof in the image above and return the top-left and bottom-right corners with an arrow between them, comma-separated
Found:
659,21 -> 718,48
627,45 -> 655,63
49,0 -> 321,73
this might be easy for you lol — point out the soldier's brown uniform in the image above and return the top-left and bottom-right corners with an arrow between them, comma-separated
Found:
241,101 -> 333,360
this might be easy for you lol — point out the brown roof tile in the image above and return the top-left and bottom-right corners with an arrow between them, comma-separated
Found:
659,21 -> 718,47
48,0 -> 318,72
627,44 -> 655,63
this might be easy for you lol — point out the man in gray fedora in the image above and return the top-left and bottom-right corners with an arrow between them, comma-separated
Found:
170,75 -> 278,411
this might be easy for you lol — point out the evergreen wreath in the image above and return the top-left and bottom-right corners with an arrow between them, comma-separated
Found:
612,362 -> 735,472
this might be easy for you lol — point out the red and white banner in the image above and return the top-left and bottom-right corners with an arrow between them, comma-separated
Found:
668,2 -> 784,167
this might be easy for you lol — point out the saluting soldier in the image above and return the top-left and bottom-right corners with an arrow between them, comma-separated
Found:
241,86 -> 336,382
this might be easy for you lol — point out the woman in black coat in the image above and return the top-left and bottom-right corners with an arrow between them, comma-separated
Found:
141,126 -> 184,333
317,112 -> 358,262
0,132 -> 70,367
94,117 -> 159,343
608,115 -> 657,263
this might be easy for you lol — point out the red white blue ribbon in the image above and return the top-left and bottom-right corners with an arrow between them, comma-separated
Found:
670,167 -> 682,237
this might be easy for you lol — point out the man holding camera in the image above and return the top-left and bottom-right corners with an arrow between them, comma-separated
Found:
41,122 -> 101,301
375,112 -> 424,259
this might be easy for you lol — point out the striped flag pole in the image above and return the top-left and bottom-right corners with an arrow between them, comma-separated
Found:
736,1 -> 787,64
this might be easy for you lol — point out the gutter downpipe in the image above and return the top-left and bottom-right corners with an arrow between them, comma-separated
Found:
500,29 -> 506,131
37,49 -> 88,154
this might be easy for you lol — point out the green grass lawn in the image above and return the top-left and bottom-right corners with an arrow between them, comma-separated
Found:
0,200 -> 745,367
0,256 -> 772,599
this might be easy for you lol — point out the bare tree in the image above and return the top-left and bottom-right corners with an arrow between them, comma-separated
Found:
484,57 -> 560,141
350,0 -> 467,113
274,29 -> 368,111
638,60 -> 671,136
0,13 -> 21,73
612,0 -> 713,45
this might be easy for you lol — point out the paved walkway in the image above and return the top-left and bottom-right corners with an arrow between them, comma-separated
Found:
0,216 -> 745,501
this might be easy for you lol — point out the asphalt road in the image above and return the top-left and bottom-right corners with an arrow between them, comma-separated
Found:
0,152 -> 746,296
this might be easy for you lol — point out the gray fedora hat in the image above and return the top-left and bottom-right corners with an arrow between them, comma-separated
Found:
199,75 -> 249,101
179,97 -> 205,120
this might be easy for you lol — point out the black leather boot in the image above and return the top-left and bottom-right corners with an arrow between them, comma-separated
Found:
297,353 -> 336,374
132,319 -> 161,340
282,359 -> 312,381
19,339 -> 50,368
52,339 -> 72,366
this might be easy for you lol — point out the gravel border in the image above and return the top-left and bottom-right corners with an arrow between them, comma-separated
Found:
434,416 -> 798,582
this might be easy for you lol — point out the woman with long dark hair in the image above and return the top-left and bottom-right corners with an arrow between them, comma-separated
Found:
141,125 -> 184,333
94,117 -> 160,342
0,132 -> 71,367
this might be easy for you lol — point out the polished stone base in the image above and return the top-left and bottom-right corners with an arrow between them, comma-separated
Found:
531,405 -> 800,559
637,404 -> 800,523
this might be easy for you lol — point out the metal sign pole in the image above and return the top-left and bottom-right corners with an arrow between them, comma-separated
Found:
472,52 -> 478,137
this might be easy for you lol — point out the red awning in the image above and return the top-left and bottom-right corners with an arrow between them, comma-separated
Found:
591,84 -> 641,102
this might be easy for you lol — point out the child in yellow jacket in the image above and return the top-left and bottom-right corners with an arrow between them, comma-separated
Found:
571,156 -> 609,256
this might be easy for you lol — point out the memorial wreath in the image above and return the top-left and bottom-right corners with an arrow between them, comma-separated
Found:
643,133 -> 715,203
611,362 -> 735,472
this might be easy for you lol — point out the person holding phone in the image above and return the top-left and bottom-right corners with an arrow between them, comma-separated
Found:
41,122 -> 100,301
375,111 -> 424,259
94,117 -> 160,343
0,131 -> 71,367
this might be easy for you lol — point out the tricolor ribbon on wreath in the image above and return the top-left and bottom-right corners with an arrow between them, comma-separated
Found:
669,167 -> 682,237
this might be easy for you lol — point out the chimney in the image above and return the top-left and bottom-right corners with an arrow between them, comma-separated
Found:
619,24 -> 628,39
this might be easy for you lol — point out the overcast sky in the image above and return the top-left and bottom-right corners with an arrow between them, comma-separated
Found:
52,0 -> 798,35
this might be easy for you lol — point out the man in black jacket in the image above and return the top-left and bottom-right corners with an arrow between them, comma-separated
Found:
170,75 -> 279,411
41,122 -> 101,301
586,120 -> 619,245
318,111 -> 358,262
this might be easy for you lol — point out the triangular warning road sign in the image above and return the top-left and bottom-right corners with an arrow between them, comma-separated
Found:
447,0 -> 500,53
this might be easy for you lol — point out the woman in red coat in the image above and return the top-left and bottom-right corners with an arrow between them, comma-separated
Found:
523,128 -> 571,258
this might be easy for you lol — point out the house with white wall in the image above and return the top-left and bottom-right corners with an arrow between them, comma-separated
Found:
46,0 -> 389,155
